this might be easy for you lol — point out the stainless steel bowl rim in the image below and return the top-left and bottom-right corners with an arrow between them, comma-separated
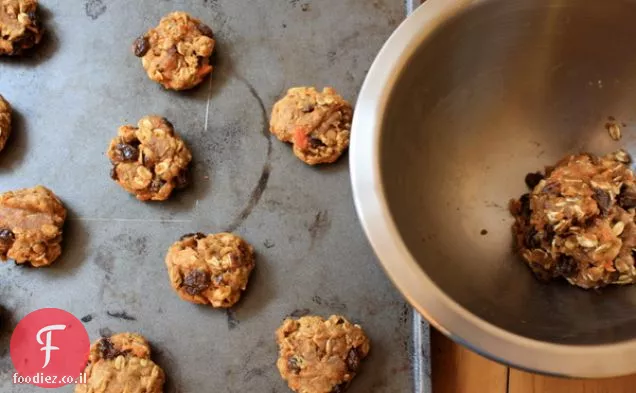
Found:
350,0 -> 636,378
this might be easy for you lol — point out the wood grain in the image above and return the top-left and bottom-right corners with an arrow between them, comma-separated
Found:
509,370 -> 636,393
431,328 -> 508,393
432,328 -> 636,393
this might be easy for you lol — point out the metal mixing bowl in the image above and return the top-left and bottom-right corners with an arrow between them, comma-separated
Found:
350,0 -> 636,377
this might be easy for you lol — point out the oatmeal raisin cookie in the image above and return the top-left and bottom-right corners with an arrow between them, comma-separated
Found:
107,115 -> 192,201
0,0 -> 43,55
276,315 -> 370,393
133,11 -> 215,90
510,150 -> 636,289
165,232 -> 255,308
270,87 -> 352,165
0,185 -> 66,267
75,333 -> 165,393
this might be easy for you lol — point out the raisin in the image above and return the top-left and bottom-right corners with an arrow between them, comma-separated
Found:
524,172 -> 544,190
162,117 -> 174,129
331,383 -> 348,393
110,167 -> 118,180
301,104 -> 315,113
198,23 -> 214,38
309,138 -> 326,148
519,193 -> 531,218
0,229 -> 15,243
99,338 -> 124,360
530,263 -> 552,282
287,356 -> 301,374
555,256 -> 579,278
27,11 -> 40,28
174,170 -> 189,190
524,227 -> 541,249
593,188 -> 611,215
179,232 -> 206,241
618,185 -> 636,210
346,348 -> 360,372
149,178 -> 166,193
609,270 -> 620,282
183,270 -> 210,295
13,33 -> 35,52
132,35 -> 150,57
116,143 -> 139,162
545,225 -> 555,243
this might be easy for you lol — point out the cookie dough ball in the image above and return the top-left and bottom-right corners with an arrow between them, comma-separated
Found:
165,232 -> 255,308
270,87 -> 352,165
0,0 -> 43,55
510,150 -> 636,289
276,315 -> 370,393
107,116 -> 192,201
0,185 -> 66,267
133,11 -> 215,90
75,333 -> 165,393
0,95 -> 11,151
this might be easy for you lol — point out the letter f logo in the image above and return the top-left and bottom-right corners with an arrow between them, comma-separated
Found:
36,324 -> 66,369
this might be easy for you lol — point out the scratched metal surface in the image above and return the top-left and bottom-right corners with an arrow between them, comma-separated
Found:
0,0 -> 430,392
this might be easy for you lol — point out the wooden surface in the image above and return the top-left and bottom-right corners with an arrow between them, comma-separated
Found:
431,328 -> 636,393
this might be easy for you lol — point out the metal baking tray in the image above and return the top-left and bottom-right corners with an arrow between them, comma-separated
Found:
0,0 -> 430,391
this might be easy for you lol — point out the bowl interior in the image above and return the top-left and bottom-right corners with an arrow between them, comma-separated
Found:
381,0 -> 636,345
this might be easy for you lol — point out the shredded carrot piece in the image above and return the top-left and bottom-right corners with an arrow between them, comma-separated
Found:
197,65 -> 213,77
293,127 -> 309,150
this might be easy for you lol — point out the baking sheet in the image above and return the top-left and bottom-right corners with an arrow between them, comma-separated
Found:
0,0 -> 430,391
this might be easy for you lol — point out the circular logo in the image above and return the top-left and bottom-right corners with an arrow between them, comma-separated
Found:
10,308 -> 90,388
